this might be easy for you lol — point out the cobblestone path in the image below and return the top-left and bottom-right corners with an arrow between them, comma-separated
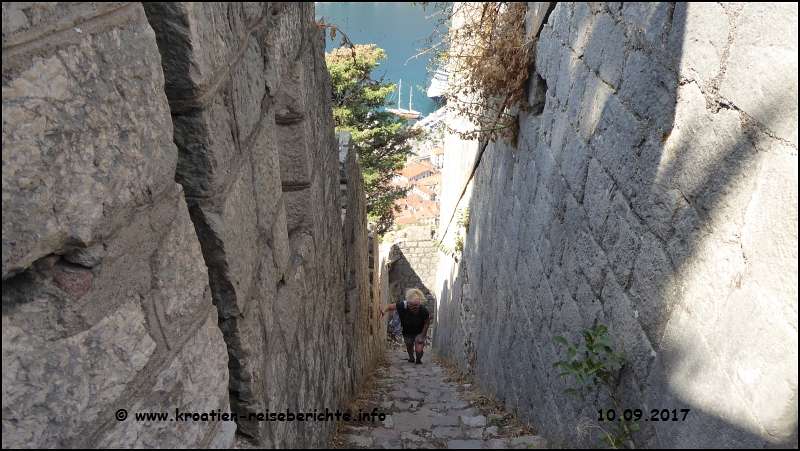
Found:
331,345 -> 547,449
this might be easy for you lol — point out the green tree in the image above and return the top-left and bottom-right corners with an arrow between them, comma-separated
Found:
326,44 -> 423,234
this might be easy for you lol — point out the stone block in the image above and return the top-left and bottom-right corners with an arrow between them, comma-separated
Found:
575,275 -> 604,328
627,236 -> 674,346
563,193 -> 588,251
276,122 -> 311,187
548,2 -> 571,41
583,12 -> 627,89
600,273 -> 653,397
568,2 -> 593,56
720,2 -> 798,147
741,151 -> 798,309
555,43 -> 576,107
545,37 -> 563,96
560,130 -> 590,202
600,193 -> 641,289
189,163 -> 260,319
275,57 -> 307,124
535,26 -> 553,80
671,83 -> 755,223
583,158 -> 615,236
2,3 -> 125,47
630,137 -> 681,240
591,95 -> 643,196
566,60 -> 589,126
98,311 -> 230,448
2,301 -> 157,448
249,117 -> 284,236
548,109 -> 570,167
283,188 -> 315,237
668,3 -> 729,83
259,3 -> 305,95
644,308 -> 764,448
230,35 -> 267,141
461,415 -> 487,427
621,2 -> 672,46
577,70 -> 615,142
575,228 -> 608,294
619,50 -> 678,132
711,283 -> 798,441
172,96 -> 238,196
557,294 -> 582,334
538,91 -> 557,147
142,3 -> 244,103
2,5 -> 177,278
672,228 -> 751,345
150,193 -> 216,335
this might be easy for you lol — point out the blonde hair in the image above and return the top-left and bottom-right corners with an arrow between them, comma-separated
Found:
405,288 -> 425,305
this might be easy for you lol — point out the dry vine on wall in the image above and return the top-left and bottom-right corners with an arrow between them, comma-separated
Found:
418,2 -> 535,144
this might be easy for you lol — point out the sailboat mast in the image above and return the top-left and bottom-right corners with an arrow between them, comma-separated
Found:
410,87 -> 413,111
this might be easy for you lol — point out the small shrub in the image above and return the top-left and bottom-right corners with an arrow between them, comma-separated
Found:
553,326 -> 638,449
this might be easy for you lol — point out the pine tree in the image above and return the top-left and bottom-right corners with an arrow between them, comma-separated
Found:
326,44 -> 423,234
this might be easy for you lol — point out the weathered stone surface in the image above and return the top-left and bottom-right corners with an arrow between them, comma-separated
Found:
621,2 -> 672,46
97,310 -> 229,448
619,50 -> 678,132
583,12 -> 627,89
2,301 -> 157,448
577,69 -> 614,142
449,439 -> 486,449
3,2 -> 380,449
1,3 -> 238,448
434,3 -> 797,449
720,2 -> 798,147
568,2 -> 592,56
668,2 -> 729,83
385,229 -> 439,306
461,415 -> 487,428
2,5 -> 177,279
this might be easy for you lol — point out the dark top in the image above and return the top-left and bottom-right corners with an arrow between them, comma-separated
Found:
395,301 -> 430,336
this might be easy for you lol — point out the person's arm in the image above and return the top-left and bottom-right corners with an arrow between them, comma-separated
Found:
380,303 -> 398,317
417,317 -> 431,344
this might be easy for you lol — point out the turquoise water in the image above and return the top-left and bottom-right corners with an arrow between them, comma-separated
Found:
315,2 -> 441,119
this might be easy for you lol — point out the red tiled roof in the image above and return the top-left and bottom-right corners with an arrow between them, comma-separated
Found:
414,185 -> 434,196
416,173 -> 442,187
397,161 -> 433,180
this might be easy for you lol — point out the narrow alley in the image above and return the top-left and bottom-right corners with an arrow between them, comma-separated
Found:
329,345 -> 548,449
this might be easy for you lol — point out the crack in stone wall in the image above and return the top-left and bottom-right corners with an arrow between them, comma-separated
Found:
434,2 -> 797,448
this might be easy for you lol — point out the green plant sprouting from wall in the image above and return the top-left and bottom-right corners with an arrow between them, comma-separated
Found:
456,206 -> 470,232
435,207 -> 471,262
552,326 -> 639,449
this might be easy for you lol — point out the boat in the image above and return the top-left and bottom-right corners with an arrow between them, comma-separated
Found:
427,66 -> 450,104
386,79 -> 421,119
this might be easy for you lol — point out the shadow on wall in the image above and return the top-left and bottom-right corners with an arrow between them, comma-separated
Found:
388,244 -> 436,306
437,2 -> 797,448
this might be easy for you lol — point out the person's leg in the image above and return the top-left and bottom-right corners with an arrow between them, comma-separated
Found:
414,333 -> 424,363
403,335 -> 415,362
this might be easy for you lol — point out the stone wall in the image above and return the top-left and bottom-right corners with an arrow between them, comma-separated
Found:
2,2 -> 381,448
340,132 -> 386,398
434,2 -> 797,448
386,226 -> 439,305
